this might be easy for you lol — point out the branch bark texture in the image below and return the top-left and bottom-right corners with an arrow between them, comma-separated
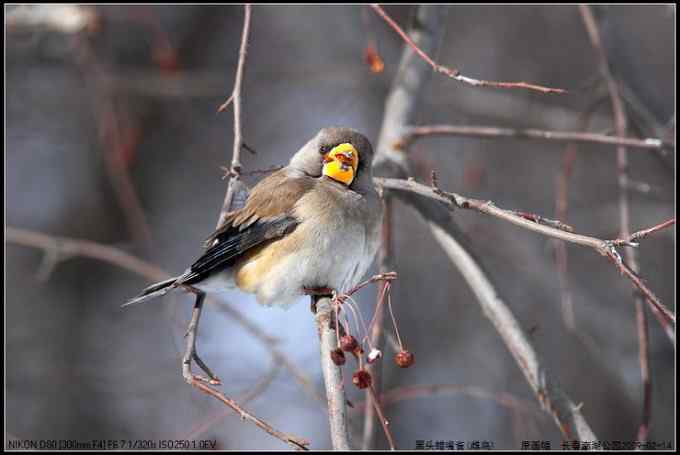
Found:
314,296 -> 351,450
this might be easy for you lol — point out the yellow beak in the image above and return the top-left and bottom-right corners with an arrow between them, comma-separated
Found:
322,143 -> 359,186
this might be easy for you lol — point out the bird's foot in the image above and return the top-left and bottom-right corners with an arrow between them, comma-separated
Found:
183,350 -> 222,385
304,286 -> 336,314
181,290 -> 221,386
303,286 -> 335,297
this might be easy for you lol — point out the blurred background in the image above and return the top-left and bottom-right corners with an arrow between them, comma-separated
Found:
6,4 -> 675,450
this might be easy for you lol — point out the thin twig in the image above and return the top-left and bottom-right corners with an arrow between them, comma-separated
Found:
189,380 -> 309,450
579,5 -> 654,441
217,93 -> 234,113
611,218 -> 675,246
510,210 -> 574,233
181,360 -> 282,441
376,177 -> 676,332
370,4 -> 566,94
6,227 -> 166,281
618,75 -> 676,172
397,125 -> 672,151
367,385 -> 396,450
216,4 -> 252,229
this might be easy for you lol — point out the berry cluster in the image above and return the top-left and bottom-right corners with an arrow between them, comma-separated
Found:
327,272 -> 414,390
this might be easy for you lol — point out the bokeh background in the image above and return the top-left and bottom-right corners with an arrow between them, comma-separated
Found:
6,4 -> 675,450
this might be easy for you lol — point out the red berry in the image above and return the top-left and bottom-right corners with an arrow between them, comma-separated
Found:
340,335 -> 359,352
352,370 -> 372,389
330,348 -> 346,366
394,350 -> 415,368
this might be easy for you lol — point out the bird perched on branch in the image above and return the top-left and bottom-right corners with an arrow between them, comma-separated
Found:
125,127 -> 383,308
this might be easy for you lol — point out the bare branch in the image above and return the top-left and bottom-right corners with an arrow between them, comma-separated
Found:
376,177 -> 676,332
370,4 -> 566,94
619,77 -> 676,171
367,385 -> 396,450
611,218 -> 675,247
216,4 -> 252,229
6,227 -> 166,282
397,125 -> 672,151
217,93 -> 234,113
314,296 -> 351,450
190,380 -> 309,450
181,361 -> 282,441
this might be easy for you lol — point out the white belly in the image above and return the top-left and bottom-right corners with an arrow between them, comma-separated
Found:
254,215 -> 379,308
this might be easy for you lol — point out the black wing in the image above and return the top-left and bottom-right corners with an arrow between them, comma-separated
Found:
178,216 -> 298,285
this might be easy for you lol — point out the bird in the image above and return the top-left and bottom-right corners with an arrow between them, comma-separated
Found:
124,127 -> 384,309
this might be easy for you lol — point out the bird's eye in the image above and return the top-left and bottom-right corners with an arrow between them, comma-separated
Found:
320,145 -> 332,155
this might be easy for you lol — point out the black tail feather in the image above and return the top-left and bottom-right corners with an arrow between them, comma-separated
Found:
122,277 -> 179,307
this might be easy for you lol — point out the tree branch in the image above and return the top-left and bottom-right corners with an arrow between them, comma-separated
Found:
181,360 -> 282,441
314,296 -> 351,450
216,3 -> 252,228
397,125 -> 673,151
376,177 -> 676,331
611,218 -> 675,247
370,4 -> 566,94
189,380 -> 309,450
6,227 -> 166,282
